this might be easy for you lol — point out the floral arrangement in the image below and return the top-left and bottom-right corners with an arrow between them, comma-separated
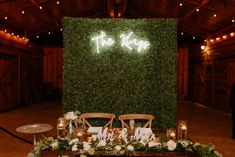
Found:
28,126 -> 223,157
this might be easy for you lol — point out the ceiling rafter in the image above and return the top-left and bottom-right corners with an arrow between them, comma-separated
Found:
179,0 -> 211,21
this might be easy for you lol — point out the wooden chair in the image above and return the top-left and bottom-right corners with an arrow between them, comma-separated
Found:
79,113 -> 116,128
119,114 -> 155,128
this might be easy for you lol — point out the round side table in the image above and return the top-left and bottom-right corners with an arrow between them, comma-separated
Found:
16,123 -> 53,145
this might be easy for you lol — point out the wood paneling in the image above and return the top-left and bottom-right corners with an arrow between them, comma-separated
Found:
0,38 -> 43,112
188,38 -> 235,111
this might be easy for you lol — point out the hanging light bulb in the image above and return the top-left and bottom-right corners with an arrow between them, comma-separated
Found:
201,45 -> 205,50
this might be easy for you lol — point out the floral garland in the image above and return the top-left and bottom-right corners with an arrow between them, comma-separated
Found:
27,111 -> 223,157
28,136 -> 222,157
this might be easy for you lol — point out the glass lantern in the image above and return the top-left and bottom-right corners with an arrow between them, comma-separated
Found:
166,128 -> 176,140
56,117 -> 67,138
177,120 -> 187,140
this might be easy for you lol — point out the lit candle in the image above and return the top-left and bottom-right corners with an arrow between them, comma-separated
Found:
58,122 -> 64,128
87,136 -> 93,144
181,125 -> 187,139
181,125 -> 187,130
170,132 -> 176,139
77,131 -> 83,137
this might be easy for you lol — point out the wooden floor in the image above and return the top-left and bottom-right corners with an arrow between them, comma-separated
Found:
0,100 -> 234,157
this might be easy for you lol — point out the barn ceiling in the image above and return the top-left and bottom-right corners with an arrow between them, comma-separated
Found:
0,0 -> 234,46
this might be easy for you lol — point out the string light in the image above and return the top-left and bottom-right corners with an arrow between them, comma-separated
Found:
201,45 -> 205,50
39,6 -> 43,9
0,30 -> 29,44
232,19 -> 235,23
222,35 -> 227,39
36,35 -> 39,38
4,16 -> 7,20
56,1 -> 60,4
48,31 -> 51,35
179,3 -> 182,6
181,32 -> 184,35
193,36 -> 195,39
21,10 -> 25,14
213,14 -> 217,17
196,8 -> 199,12
207,32 -> 235,44
60,28 -> 63,31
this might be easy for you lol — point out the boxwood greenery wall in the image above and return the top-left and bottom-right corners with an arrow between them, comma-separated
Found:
62,17 -> 177,128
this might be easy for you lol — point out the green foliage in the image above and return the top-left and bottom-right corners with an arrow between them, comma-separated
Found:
62,18 -> 177,128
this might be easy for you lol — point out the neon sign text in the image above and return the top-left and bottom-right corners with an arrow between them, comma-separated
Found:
91,31 -> 115,53
120,32 -> 150,52
91,31 -> 150,53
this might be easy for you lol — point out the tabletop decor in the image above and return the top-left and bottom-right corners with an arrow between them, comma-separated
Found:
56,110 -> 81,139
16,123 -> 53,146
177,120 -> 188,140
28,128 -> 222,157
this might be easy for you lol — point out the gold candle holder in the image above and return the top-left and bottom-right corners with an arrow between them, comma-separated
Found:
57,117 -> 67,138
166,128 -> 176,140
177,120 -> 188,140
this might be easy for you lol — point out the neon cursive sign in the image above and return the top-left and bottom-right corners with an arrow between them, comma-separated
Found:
91,31 -> 150,53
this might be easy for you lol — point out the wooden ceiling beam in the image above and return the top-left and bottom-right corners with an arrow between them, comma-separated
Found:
179,0 -> 211,21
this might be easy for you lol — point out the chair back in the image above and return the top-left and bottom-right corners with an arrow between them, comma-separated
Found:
119,114 -> 154,128
79,113 -> 115,128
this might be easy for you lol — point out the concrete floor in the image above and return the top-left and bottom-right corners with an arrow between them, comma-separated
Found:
0,100 -> 234,157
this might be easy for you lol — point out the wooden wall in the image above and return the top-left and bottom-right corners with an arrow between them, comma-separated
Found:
0,38 -> 43,112
187,38 -> 235,111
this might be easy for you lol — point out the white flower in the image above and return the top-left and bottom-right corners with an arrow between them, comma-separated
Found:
209,144 -> 215,151
115,145 -> 122,151
178,140 -> 190,148
27,152 -> 35,157
87,148 -> 95,155
72,144 -> 78,151
127,145 -> 134,151
148,141 -> 161,147
51,141 -> 58,149
83,142 -> 91,151
193,142 -> 200,147
65,111 -> 78,120
69,138 -> 79,145
98,140 -> 107,147
214,150 -> 223,157
167,140 -> 176,151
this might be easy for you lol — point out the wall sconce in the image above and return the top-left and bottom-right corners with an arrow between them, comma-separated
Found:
57,117 -> 67,138
177,120 -> 187,140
